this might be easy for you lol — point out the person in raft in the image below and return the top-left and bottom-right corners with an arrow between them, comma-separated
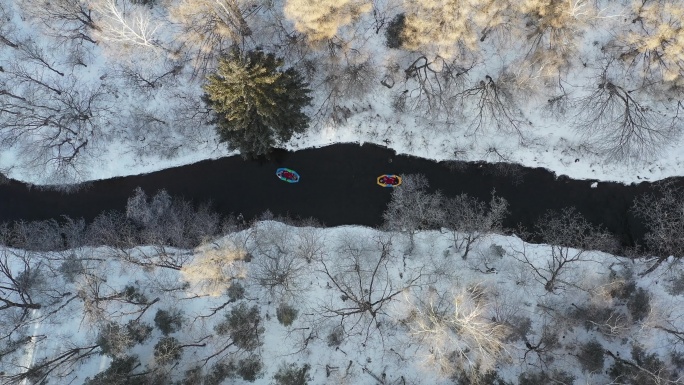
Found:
281,170 -> 296,180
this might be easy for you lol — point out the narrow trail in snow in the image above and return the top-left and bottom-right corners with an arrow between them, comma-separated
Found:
0,143 -> 678,249
19,309 -> 41,385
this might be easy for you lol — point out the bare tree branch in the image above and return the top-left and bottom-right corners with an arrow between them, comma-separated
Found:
574,61 -> 679,161
319,234 -> 422,338
510,208 -> 616,292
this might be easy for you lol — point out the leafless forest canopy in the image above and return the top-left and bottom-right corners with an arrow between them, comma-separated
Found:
0,0 -> 682,180
1,0 -> 684,383
0,179 -> 683,384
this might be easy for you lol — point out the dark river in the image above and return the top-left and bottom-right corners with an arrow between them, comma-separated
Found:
0,143 -> 674,250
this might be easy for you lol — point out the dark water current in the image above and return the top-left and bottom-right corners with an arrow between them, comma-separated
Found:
0,143 -> 679,250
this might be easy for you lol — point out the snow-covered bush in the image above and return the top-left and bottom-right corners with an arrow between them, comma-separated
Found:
276,303 -> 299,326
153,308 -> 184,335
180,239 -> 248,296
404,285 -> 510,378
273,362 -> 312,385
576,339 -> 605,373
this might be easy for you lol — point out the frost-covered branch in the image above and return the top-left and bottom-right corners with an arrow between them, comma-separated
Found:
510,208 -> 616,292
93,0 -> 161,49
574,63 -> 678,161
404,285 -> 509,379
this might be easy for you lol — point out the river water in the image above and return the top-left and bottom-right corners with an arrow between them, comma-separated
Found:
0,143 -> 676,250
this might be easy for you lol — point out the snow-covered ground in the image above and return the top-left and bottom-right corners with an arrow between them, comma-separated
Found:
1,222 -> 682,384
0,0 -> 682,186
3,2 -> 684,383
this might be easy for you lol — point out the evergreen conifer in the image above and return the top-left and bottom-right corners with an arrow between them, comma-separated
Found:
203,49 -> 312,158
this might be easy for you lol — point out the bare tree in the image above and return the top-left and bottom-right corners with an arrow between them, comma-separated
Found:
403,285 -> 509,379
543,73 -> 573,119
2,341 -> 100,385
115,60 -> 183,91
180,238 -> 248,297
85,210 -> 137,249
632,181 -> 684,275
112,188 -> 218,270
153,336 -> 207,366
574,61 -> 680,161
0,245 -> 92,385
292,224 -> 326,263
474,0 -> 515,43
318,234 -> 423,337
0,249 -> 46,341
514,0 -> 595,79
0,3 -> 19,49
15,38 -> 66,77
202,303 -> 264,367
323,55 -> 378,101
81,355 -> 168,385
520,318 -> 562,368
382,174 -> 444,253
96,320 -> 153,358
605,345 -> 682,385
401,0 -> 512,59
0,240 -> 77,338
76,272 -> 159,325
249,221 -> 310,301
0,70 -> 113,178
122,86 -> 217,160
510,208 -> 617,292
91,0 -> 162,50
2,219 -> 66,251
617,0 -> 684,90
17,0 -> 99,44
153,337 -> 183,365
650,305 -> 684,350
168,0 -> 255,77
283,0 -> 372,43
399,55 -> 475,119
456,73 -> 527,139
131,189 -> 220,249
310,52 -> 379,127
444,191 -> 508,259
2,62 -> 63,94
85,188 -> 220,271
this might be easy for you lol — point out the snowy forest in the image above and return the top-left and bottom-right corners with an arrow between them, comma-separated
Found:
1,177 -> 684,384
0,0 -> 683,183
1,0 -> 684,384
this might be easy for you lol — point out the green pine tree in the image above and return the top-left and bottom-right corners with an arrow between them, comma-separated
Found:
203,49 -> 312,158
